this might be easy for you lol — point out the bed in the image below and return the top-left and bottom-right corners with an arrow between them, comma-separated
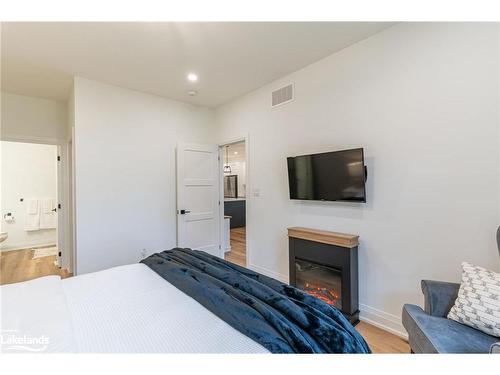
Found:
1,248 -> 370,354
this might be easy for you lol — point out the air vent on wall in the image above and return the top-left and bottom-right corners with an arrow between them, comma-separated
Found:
271,83 -> 294,107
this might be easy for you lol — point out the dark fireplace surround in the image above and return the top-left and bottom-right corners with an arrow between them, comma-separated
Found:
288,227 -> 359,325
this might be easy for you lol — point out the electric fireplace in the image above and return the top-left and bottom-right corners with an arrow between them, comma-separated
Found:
288,227 -> 359,324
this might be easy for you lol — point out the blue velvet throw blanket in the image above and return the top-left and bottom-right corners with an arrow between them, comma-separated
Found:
141,248 -> 371,354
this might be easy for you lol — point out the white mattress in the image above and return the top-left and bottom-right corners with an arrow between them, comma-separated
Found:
1,264 -> 268,353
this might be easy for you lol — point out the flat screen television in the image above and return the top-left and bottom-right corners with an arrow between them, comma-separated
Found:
287,148 -> 366,202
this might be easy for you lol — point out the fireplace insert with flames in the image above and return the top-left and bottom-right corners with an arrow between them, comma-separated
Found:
295,259 -> 342,309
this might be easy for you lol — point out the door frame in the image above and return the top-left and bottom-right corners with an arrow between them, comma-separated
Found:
67,132 -> 76,275
0,134 -> 73,272
218,135 -> 250,267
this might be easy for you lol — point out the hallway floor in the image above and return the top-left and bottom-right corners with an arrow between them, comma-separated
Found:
0,248 -> 71,285
224,226 -> 246,267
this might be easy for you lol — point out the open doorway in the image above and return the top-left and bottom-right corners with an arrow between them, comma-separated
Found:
219,140 -> 247,267
0,141 -> 69,284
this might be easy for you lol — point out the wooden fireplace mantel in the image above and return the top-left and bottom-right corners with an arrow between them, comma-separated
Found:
287,227 -> 359,249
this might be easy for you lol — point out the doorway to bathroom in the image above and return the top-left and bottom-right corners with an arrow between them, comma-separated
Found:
219,139 -> 247,267
0,140 -> 70,284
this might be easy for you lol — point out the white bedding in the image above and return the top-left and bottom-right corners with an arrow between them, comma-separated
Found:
1,264 -> 268,353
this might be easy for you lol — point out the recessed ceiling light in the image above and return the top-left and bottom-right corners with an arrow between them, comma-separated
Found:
234,152 -> 238,155
187,90 -> 198,96
187,73 -> 198,82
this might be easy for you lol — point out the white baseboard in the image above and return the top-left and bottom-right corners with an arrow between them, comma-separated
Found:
359,303 -> 408,339
248,263 -> 288,283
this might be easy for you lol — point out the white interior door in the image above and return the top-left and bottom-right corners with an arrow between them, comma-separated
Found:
176,142 -> 221,257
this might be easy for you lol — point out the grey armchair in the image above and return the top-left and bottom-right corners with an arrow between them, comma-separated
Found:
402,280 -> 499,353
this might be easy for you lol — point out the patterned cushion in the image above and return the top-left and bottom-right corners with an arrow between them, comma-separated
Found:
448,262 -> 500,337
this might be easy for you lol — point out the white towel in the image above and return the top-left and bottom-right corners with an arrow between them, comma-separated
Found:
41,198 -> 55,214
25,198 -> 40,231
27,199 -> 38,214
39,198 -> 57,229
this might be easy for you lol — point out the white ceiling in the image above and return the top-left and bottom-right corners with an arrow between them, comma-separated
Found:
1,22 -> 393,108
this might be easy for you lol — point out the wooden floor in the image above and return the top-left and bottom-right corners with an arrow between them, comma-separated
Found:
0,248 -> 71,285
0,241 -> 409,353
356,321 -> 409,353
224,226 -> 247,267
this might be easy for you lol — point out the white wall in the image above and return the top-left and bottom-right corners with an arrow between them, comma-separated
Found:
1,92 -> 67,142
1,141 -> 57,250
73,77 -> 214,274
215,23 -> 500,336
